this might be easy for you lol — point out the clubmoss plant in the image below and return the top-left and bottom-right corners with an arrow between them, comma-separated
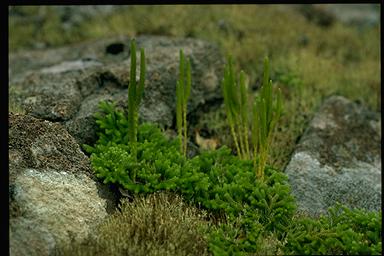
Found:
252,57 -> 282,179
128,38 -> 146,179
284,204 -> 382,255
176,49 -> 192,156
222,56 -> 282,179
85,100 -> 296,236
222,55 -> 250,160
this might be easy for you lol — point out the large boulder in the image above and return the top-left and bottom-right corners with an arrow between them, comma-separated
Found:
9,35 -> 224,145
285,96 -> 381,217
9,113 -> 118,256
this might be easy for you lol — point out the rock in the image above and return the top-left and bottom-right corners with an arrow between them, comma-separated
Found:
296,4 -> 336,27
295,4 -> 379,29
51,6 -> 125,31
284,96 -> 381,217
318,4 -> 379,28
9,113 -> 118,256
9,35 -> 224,145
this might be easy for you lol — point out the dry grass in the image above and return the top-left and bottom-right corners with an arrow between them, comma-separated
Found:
57,192 -> 210,256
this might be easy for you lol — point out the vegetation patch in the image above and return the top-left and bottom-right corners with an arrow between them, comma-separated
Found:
57,192 -> 210,256
9,7 -> 381,255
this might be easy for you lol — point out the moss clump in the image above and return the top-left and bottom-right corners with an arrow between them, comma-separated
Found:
57,192 -> 210,256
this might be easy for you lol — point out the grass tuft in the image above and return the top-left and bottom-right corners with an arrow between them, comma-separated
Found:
57,192 -> 210,256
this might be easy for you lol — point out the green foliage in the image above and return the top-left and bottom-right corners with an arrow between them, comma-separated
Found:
183,147 -> 296,233
128,38 -> 146,165
85,97 -> 380,256
176,49 -> 192,156
84,102 -> 182,194
86,102 -> 295,224
208,212 -> 264,256
222,55 -> 250,161
284,204 -> 382,255
85,101 -> 296,255
252,57 -> 283,179
82,101 -> 129,149
222,56 -> 282,179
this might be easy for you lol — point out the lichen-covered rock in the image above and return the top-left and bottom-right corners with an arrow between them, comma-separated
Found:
9,113 -> 117,256
9,35 -> 224,145
285,96 -> 381,217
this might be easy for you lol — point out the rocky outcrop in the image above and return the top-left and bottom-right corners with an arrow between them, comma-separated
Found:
9,113 -> 117,256
9,35 -> 224,145
285,96 -> 381,217
8,36 -> 224,255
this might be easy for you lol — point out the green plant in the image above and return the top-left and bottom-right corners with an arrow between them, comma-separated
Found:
283,204 -> 382,255
207,211 -> 264,256
222,55 -> 250,160
84,105 -> 183,193
222,56 -> 282,179
128,38 -> 146,162
84,61 -> 295,252
85,101 -> 295,226
182,147 -> 296,232
176,49 -> 192,156
252,57 -> 282,179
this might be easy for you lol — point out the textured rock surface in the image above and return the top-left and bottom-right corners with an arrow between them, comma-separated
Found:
294,4 -> 379,28
9,35 -> 224,145
9,113 -> 117,256
318,4 -> 379,27
285,96 -> 381,217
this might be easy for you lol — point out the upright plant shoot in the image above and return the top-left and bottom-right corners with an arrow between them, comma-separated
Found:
176,49 -> 192,156
252,57 -> 282,179
128,38 -> 146,175
222,55 -> 250,160
222,55 -> 282,179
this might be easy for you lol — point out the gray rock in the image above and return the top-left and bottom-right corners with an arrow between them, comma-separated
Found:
51,6 -> 124,31
319,4 -> 380,28
9,35 -> 224,145
285,96 -> 381,217
294,4 -> 379,29
9,113 -> 117,256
